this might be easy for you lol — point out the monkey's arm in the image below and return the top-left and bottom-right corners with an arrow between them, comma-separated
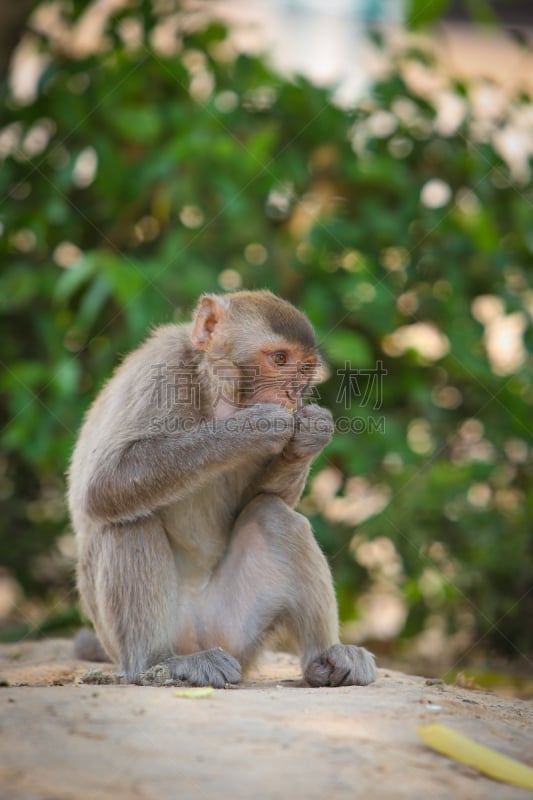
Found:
247,455 -> 311,507
248,405 -> 334,507
83,404 -> 294,523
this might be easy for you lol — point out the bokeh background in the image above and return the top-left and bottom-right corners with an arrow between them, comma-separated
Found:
1,0 -> 532,690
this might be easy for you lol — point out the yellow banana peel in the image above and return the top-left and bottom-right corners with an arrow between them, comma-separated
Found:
173,686 -> 215,699
417,723 -> 533,790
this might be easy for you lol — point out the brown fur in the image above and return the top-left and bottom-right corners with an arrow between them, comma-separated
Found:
69,291 -> 375,687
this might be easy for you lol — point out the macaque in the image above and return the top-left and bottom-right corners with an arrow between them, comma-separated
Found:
69,290 -> 376,688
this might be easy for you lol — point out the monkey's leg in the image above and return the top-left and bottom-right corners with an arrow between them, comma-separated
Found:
74,628 -> 111,662
203,494 -> 376,687
79,517 -> 241,686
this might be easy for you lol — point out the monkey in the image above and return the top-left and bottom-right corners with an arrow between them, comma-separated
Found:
69,290 -> 376,688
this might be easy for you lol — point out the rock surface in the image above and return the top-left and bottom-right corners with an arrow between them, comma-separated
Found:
0,639 -> 532,800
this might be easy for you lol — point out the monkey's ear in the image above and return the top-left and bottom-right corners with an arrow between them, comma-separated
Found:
191,295 -> 229,352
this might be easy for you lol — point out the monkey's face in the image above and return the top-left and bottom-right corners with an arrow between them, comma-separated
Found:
190,290 -> 323,414
238,345 -> 320,411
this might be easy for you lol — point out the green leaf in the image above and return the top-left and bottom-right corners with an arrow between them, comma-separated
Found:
111,106 -> 163,144
407,0 -> 450,29
54,255 -> 96,303
76,274 -> 111,331
324,330 -> 373,368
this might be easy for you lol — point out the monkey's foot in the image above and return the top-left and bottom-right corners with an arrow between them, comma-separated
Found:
79,668 -> 121,685
140,648 -> 242,689
304,644 -> 376,687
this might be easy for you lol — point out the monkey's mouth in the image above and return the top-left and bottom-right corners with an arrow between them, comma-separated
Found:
283,391 -> 302,411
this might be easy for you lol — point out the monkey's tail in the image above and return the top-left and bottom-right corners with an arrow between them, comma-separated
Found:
74,628 -> 111,662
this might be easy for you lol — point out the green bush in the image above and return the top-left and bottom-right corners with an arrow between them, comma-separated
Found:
1,5 -> 531,657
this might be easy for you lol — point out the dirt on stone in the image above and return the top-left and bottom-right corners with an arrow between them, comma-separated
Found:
0,638 -> 532,800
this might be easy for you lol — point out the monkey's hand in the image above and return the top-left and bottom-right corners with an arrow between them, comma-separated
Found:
242,405 -> 331,506
305,644 -> 376,687
283,404 -> 334,462
234,403 -> 296,456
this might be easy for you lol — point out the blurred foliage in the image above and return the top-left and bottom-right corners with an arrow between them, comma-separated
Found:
0,2 -> 532,661
408,0 -> 501,28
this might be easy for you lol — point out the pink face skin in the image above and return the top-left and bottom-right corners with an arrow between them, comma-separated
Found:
214,346 -> 318,419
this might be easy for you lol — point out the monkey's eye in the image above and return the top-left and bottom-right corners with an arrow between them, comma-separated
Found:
300,362 -> 315,375
272,351 -> 288,366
